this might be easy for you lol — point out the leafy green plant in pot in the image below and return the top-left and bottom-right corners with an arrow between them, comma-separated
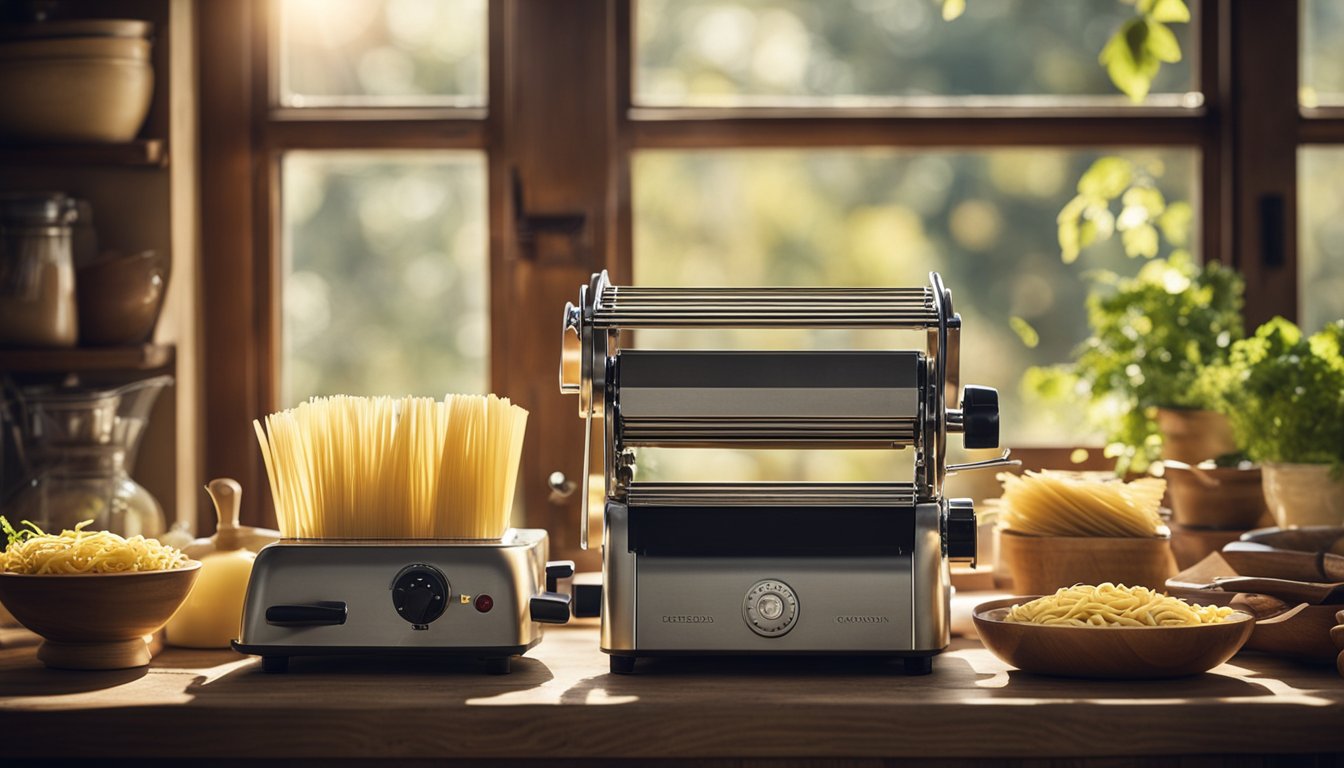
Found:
1024,249 -> 1245,476
1204,318 -> 1344,528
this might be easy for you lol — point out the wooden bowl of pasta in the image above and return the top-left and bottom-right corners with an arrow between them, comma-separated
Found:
0,521 -> 200,670
0,564 -> 201,670
973,589 -> 1254,679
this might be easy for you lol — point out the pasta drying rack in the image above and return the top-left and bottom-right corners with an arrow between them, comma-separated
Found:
560,270 -> 1015,674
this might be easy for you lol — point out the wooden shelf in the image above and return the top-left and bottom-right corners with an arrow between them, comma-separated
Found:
0,139 -> 167,168
0,343 -> 174,373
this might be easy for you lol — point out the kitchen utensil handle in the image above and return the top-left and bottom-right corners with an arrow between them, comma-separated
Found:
530,592 -> 572,624
545,560 -> 575,592
265,601 -> 347,627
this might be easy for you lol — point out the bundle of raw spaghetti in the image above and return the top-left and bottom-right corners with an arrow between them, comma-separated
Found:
997,470 -> 1166,537
1003,583 -> 1234,627
253,394 -> 529,539
1,518 -> 189,574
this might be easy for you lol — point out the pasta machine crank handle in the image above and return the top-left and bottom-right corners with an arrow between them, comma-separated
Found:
945,449 -> 1020,476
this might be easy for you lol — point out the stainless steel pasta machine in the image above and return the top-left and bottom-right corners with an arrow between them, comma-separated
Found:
559,271 -> 1014,674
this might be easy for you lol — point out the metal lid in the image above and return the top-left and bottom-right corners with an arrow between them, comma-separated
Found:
0,193 -> 76,226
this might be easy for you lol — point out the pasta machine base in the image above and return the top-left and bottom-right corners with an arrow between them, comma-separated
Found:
233,529 -> 574,674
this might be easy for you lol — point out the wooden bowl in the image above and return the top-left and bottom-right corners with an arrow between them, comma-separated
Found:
998,530 -> 1177,594
0,563 -> 199,670
1165,463 -> 1270,530
973,596 -> 1254,679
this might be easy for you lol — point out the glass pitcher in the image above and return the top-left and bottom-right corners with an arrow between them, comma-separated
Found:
4,375 -> 172,537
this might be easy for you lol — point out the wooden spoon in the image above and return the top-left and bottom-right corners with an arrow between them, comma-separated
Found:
1212,576 -> 1344,604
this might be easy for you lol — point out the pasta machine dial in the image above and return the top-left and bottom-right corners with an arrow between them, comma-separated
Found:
743,579 -> 799,637
391,564 -> 450,629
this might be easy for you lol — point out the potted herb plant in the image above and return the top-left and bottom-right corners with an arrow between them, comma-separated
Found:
1206,318 -> 1344,527
1028,251 -> 1244,475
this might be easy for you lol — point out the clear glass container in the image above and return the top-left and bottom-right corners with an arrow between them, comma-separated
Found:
0,192 -> 78,347
5,375 -> 172,537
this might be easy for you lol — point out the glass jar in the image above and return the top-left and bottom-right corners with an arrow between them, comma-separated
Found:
0,192 -> 78,347
5,376 -> 172,537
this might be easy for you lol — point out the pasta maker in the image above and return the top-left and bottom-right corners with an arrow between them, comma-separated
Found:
559,271 -> 1013,674
233,531 -> 575,674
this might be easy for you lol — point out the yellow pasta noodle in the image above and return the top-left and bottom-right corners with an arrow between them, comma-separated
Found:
1,518 -> 189,574
1003,583 -> 1234,627
253,393 -> 529,540
998,470 -> 1166,537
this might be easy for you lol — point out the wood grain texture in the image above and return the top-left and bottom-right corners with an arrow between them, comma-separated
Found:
1,625 -> 1343,761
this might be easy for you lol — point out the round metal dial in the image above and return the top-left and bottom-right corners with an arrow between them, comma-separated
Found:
391,564 -> 450,626
742,579 -> 798,637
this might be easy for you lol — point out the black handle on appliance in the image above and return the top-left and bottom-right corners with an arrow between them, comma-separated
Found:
265,601 -> 348,627
530,592 -> 572,624
545,560 -> 575,592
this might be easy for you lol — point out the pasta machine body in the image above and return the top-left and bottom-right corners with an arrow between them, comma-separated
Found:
559,271 -> 1011,674
233,529 -> 575,674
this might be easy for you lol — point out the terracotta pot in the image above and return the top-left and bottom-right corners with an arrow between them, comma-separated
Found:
1157,408 -> 1237,465
998,530 -> 1178,594
1261,463 -> 1344,528
1165,462 -> 1271,530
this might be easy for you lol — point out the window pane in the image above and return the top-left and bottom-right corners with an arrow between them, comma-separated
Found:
632,148 -> 1199,476
1302,0 -> 1344,107
635,0 -> 1198,106
281,152 -> 488,406
278,0 -> 486,107
1299,148 -> 1344,331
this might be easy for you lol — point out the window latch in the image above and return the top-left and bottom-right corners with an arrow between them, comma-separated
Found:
512,168 -> 586,250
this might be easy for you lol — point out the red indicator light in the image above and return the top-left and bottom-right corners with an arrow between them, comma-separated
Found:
475,594 -> 494,613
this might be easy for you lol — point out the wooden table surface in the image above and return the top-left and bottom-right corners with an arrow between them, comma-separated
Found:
2,622 -> 1343,765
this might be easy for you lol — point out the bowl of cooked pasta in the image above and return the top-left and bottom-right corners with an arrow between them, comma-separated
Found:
973,584 -> 1254,679
0,519 -> 199,670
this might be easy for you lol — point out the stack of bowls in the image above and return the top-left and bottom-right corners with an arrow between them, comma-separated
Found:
0,19 -> 154,143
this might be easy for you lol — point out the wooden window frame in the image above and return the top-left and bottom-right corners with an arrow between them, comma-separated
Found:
200,0 -> 1310,563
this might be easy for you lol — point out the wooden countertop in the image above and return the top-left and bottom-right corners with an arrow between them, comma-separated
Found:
2,622 -> 1343,764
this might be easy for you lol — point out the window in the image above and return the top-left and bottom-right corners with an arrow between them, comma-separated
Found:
202,1 -> 1315,555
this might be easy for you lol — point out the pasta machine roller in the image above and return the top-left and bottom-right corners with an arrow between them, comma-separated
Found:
559,271 -> 1013,674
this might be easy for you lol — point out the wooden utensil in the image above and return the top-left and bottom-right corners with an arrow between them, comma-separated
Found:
972,596 -> 1254,679
1213,576 -> 1344,604
1220,541 -> 1344,582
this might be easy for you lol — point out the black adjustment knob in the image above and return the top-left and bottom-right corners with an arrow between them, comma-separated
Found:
392,565 -> 449,627
945,498 -> 977,565
960,385 -> 1000,449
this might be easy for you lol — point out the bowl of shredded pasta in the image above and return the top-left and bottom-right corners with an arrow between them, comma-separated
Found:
0,518 -> 199,670
972,583 -> 1254,679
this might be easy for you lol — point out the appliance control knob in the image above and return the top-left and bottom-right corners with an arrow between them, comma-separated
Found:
959,385 -> 1000,449
742,579 -> 798,637
945,498 -> 977,565
391,564 -> 450,627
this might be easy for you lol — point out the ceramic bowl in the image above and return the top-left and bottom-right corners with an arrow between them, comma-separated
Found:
0,563 -> 200,670
76,251 -> 168,345
973,596 -> 1254,679
0,57 -> 153,142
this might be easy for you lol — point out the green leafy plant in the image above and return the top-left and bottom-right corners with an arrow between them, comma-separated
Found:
1025,252 -> 1245,474
1203,318 -> 1344,467
1057,156 -> 1193,264
941,0 -> 1190,102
